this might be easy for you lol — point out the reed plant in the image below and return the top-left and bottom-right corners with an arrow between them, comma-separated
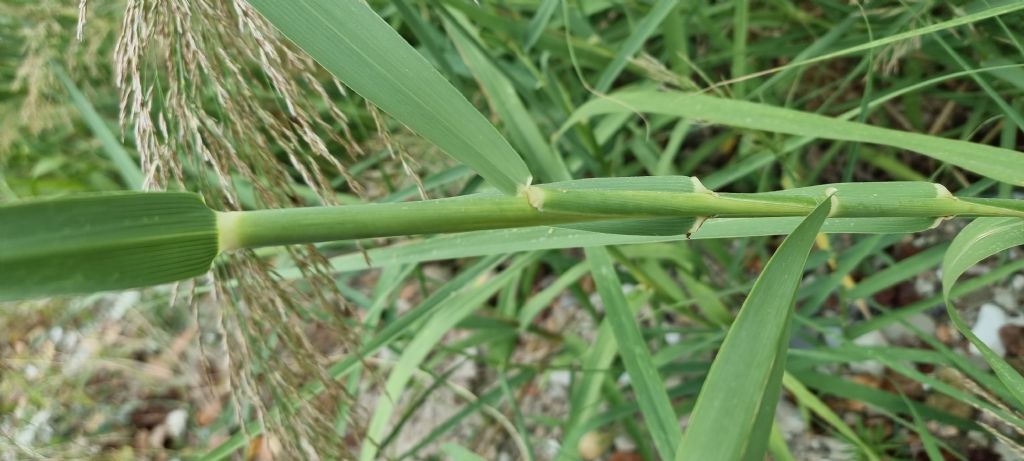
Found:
4,1 -> 1024,459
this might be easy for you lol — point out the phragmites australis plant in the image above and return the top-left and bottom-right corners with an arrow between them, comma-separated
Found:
4,1 -> 1024,460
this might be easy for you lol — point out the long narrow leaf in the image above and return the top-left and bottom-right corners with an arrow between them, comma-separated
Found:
593,0 -> 679,93
587,247 -> 682,460
738,0 -> 1024,83
52,63 -> 143,190
248,0 -> 532,194
555,294 -> 635,461
676,197 -> 832,460
560,91 -> 1024,186
941,217 -> 1024,408
311,216 -> 937,274
522,0 -> 560,50
444,13 -> 570,182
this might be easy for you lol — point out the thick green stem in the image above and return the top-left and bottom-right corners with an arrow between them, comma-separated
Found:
217,186 -> 1024,251
542,190 -> 815,217
217,192 -> 620,250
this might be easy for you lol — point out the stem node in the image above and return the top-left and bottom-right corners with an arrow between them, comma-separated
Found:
523,185 -> 547,211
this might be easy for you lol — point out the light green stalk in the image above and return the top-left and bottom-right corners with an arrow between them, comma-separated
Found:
219,183 -> 1024,251
3,177 -> 1024,301
216,188 -> 818,251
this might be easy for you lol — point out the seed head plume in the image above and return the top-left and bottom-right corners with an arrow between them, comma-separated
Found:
115,0 -> 365,457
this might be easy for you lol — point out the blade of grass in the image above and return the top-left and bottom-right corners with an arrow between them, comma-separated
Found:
936,35 -> 1024,131
846,257 -> 1024,338
517,261 -> 589,331
749,15 -> 858,98
782,372 -> 879,461
523,0 -> 561,50
311,216 -> 939,274
586,246 -> 683,460
51,63 -> 143,190
720,0 -> 1024,87
397,370 -> 535,459
443,12 -> 570,182
942,217 -> 1024,409
676,196 -> 832,461
676,270 -> 733,327
730,0 -> 749,97
793,370 -> 978,431
441,443 -> 487,461
845,243 -> 948,300
703,64 -> 1024,189
768,423 -> 796,461
248,0 -> 532,193
903,392 -> 944,461
593,0 -> 679,93
560,90 -> 1024,186
555,309 -> 622,461
661,3 -> 691,79
390,0 -> 455,76
859,346 -> 1024,427
983,57 -> 1024,90
798,234 -> 896,315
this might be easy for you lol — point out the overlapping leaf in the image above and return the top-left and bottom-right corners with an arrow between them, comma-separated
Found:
247,0 -> 532,194
942,217 -> 1024,408
676,197 -> 832,460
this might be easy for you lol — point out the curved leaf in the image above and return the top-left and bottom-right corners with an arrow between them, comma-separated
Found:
942,217 -> 1024,408
676,196 -> 832,461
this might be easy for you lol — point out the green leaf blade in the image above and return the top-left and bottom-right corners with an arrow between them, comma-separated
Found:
0,193 -> 218,301
941,217 -> 1024,408
444,13 -> 571,182
562,91 -> 1024,186
676,196 -> 833,461
248,0 -> 532,194
593,0 -> 679,93
587,247 -> 682,460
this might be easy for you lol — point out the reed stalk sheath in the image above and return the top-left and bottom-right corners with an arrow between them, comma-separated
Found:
217,185 -> 1024,251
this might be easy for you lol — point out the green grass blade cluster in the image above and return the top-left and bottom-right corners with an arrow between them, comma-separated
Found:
758,0 -> 1024,80
200,255 -> 511,460
592,0 -> 679,93
444,13 -> 688,456
360,254 -> 538,460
